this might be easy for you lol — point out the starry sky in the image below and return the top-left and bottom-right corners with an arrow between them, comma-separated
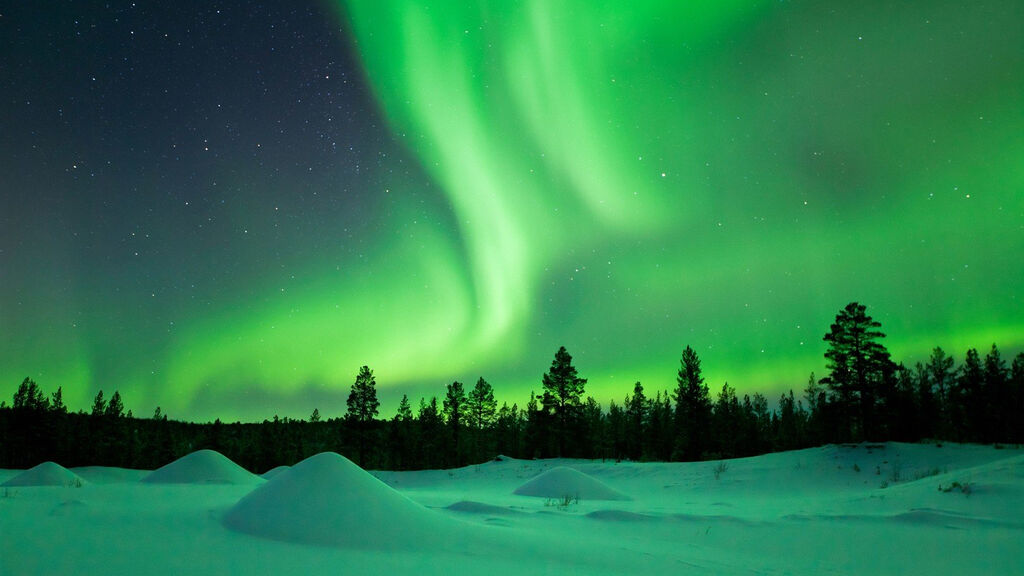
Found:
1,1 -> 1021,422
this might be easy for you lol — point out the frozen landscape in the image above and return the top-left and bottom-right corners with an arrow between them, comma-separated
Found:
2,442 -> 1022,575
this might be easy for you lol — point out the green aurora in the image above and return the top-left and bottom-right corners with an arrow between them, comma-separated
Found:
1,0 -> 1021,420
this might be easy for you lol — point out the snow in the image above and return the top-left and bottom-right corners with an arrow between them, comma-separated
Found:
1,443 -> 1022,575
2,461 -> 86,487
141,449 -> 263,485
223,452 -> 471,549
512,465 -> 630,501
260,465 -> 290,480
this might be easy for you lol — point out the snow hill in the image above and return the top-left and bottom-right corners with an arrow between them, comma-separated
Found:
223,452 -> 468,549
2,461 -> 86,487
512,465 -> 630,501
141,449 -> 262,485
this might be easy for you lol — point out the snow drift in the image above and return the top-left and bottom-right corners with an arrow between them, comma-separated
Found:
2,461 -> 86,487
260,465 -> 290,480
141,449 -> 262,485
223,452 -> 461,549
513,466 -> 630,501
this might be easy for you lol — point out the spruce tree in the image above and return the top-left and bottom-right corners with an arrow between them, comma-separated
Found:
674,345 -> 711,460
50,386 -> 66,413
346,366 -> 379,423
820,302 -> 894,441
467,377 -> 497,432
467,377 -> 497,461
541,346 -> 587,457
91,390 -> 107,416
105,391 -> 125,418
443,381 -> 467,465
13,378 -> 48,411
624,381 -> 647,461
346,366 -> 379,466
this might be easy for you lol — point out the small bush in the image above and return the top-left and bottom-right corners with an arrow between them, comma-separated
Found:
545,493 -> 579,509
713,461 -> 728,481
939,481 -> 972,496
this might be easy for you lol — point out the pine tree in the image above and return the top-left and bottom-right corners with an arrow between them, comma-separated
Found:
13,378 -> 49,411
541,346 -> 587,457
50,386 -> 66,413
443,381 -> 467,465
926,347 -> 955,439
346,366 -> 379,466
983,344 -> 1009,442
91,390 -> 107,416
467,377 -> 497,432
467,377 -> 497,461
105,391 -> 125,418
955,348 -> 984,442
820,302 -> 894,441
674,345 -> 711,460
310,408 -> 321,423
346,366 -> 379,423
713,383 -> 741,457
624,381 -> 647,461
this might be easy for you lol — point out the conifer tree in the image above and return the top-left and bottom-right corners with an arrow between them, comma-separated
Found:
443,381 -> 467,465
105,391 -> 125,418
983,344 -> 1009,441
50,386 -> 66,413
820,302 -> 894,441
674,345 -> 711,460
624,381 -> 647,461
467,377 -> 497,432
467,377 -> 497,461
926,347 -> 955,438
346,366 -> 379,423
91,390 -> 107,416
541,346 -> 587,457
346,366 -> 379,466
13,378 -> 49,411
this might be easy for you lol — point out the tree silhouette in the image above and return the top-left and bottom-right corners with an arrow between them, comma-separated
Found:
542,346 -> 587,457
820,302 -> 894,441
443,381 -> 467,465
346,366 -> 379,423
467,377 -> 497,461
13,378 -> 48,411
346,366 -> 379,466
105,391 -> 125,418
674,345 -> 711,460
624,381 -> 647,461
91,390 -> 107,416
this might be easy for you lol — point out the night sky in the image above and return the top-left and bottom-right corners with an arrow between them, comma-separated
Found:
2,1 -> 1021,422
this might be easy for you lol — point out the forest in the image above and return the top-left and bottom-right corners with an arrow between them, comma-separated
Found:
2,302 -> 1022,472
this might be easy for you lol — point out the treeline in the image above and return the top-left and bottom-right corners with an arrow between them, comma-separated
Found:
1,302 -> 1022,472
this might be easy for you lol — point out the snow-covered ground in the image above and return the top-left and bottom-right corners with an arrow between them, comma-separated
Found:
1,443 -> 1021,575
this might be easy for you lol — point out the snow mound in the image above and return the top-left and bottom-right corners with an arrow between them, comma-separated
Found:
223,452 -> 456,549
2,462 -> 86,487
447,500 -> 522,516
513,466 -> 630,501
141,450 -> 262,485
260,465 -> 290,480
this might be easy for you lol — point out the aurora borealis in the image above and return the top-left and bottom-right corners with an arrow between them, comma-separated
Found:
1,1 -> 1021,421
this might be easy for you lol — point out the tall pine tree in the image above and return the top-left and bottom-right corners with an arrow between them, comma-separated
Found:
541,346 -> 587,457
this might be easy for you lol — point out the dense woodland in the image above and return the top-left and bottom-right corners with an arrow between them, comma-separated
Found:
2,303 -> 1022,472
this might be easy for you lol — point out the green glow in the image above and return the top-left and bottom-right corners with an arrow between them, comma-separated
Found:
2,0 -> 1021,420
